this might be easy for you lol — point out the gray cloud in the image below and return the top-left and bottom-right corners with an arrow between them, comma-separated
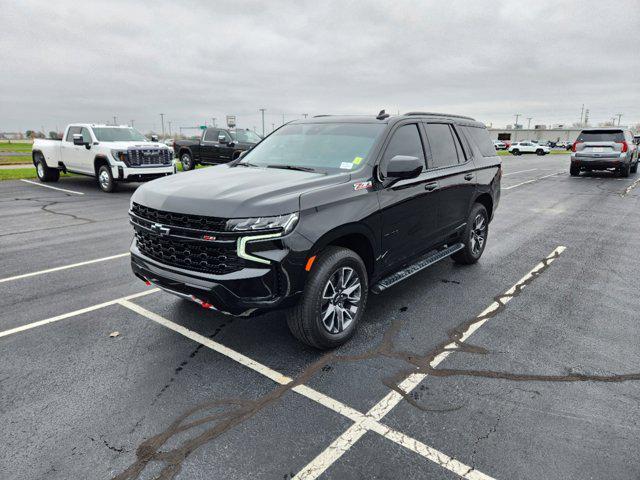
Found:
1,0 -> 638,133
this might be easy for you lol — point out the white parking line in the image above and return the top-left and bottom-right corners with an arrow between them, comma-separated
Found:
503,171 -> 564,190
0,289 -> 158,338
20,179 -> 85,195
502,168 -> 537,176
118,299 -> 493,480
294,246 -> 566,479
0,252 -> 130,284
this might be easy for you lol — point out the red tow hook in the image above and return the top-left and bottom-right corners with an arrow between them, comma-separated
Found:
201,302 -> 213,309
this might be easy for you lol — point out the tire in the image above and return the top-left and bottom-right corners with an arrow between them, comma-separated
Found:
286,246 -> 368,350
630,162 -> 638,174
536,149 -> 545,156
452,203 -> 488,265
180,152 -> 195,171
511,149 -> 520,156
620,163 -> 630,178
97,164 -> 117,192
34,154 -> 60,182
569,164 -> 580,176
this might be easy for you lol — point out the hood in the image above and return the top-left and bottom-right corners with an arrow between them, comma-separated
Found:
132,164 -> 350,218
104,141 -> 171,150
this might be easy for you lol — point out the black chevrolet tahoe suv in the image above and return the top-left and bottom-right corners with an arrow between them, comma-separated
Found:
130,112 -> 501,349
173,127 -> 262,171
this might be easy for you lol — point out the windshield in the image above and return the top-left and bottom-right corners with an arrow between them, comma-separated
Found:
232,130 -> 262,143
92,127 -> 148,142
240,123 -> 384,172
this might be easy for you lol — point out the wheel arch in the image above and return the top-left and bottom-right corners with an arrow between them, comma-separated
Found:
178,147 -> 193,158
474,192 -> 493,220
93,155 -> 110,176
311,224 -> 377,279
32,149 -> 44,165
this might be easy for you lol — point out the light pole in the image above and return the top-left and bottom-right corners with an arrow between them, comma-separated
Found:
527,117 -> 532,129
616,113 -> 623,126
259,108 -> 266,137
130,120 -> 135,128
513,113 -> 521,141
168,121 -> 172,137
113,116 -> 117,126
160,113 -> 165,139
302,113 -> 308,119
212,117 -> 217,127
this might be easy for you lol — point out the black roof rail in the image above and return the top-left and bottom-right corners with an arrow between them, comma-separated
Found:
404,111 -> 475,121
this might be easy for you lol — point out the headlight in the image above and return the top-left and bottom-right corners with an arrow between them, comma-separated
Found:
111,149 -> 128,162
226,213 -> 298,234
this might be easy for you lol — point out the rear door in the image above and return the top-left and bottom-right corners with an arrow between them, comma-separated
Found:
422,122 -> 477,241
377,122 -> 438,269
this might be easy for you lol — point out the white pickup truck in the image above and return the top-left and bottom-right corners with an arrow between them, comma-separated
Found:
32,124 -> 176,192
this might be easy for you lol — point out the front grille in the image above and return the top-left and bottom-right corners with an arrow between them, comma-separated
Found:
127,148 -> 172,166
135,230 -> 244,275
131,203 -> 228,232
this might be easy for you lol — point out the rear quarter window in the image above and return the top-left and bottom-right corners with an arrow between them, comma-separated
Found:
461,126 -> 496,157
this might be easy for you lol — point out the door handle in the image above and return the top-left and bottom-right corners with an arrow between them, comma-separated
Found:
464,173 -> 474,181
424,182 -> 438,191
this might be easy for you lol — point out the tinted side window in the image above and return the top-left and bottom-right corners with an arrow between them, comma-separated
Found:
463,126 -> 496,157
424,123 -> 459,168
219,130 -> 232,143
383,124 -> 425,167
80,127 -> 92,143
66,126 -> 81,142
203,129 -> 219,142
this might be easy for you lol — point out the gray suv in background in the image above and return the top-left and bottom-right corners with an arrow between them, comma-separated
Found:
570,128 -> 638,177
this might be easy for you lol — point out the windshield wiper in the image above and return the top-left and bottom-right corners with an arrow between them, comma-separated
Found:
233,160 -> 261,168
266,164 -> 317,173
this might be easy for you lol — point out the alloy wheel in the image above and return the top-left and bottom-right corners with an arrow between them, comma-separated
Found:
37,162 -> 44,178
470,213 -> 487,255
320,266 -> 361,334
99,170 -> 110,190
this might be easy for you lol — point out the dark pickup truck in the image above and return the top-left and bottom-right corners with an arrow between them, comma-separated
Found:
130,111 -> 501,349
174,127 -> 262,171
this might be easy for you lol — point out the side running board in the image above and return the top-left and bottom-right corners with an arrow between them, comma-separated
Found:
371,243 -> 464,294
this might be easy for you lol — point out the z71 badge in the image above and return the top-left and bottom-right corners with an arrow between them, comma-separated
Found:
353,181 -> 373,191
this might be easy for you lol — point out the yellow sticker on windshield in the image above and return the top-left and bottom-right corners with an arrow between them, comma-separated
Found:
353,156 -> 363,165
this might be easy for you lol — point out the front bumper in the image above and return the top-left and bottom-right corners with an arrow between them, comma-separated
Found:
112,162 -> 177,181
130,231 -> 311,316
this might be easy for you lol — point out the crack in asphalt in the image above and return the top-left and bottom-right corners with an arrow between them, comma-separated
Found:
127,322 -> 232,436
112,249 -> 640,479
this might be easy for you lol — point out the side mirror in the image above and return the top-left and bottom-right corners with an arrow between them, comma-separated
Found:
151,135 -> 159,142
382,155 -> 422,180
73,134 -> 84,146
218,134 -> 228,144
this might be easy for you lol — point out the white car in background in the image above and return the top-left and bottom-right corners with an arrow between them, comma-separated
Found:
508,141 -> 550,156
493,140 -> 507,150
32,124 -> 177,192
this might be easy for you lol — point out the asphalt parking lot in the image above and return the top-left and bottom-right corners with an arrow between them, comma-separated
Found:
2,153 -> 640,480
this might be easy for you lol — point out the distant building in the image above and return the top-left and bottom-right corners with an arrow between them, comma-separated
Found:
0,132 -> 23,140
489,126 -> 583,143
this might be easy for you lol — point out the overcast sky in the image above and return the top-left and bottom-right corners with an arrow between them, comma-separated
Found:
1,0 -> 638,134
